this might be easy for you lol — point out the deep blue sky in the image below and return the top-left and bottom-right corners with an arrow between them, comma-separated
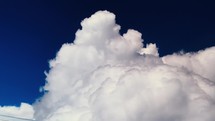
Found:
0,0 -> 214,106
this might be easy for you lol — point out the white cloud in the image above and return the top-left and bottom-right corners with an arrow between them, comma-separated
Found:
0,103 -> 34,121
162,47 -> 215,82
1,10 -> 215,121
33,10 -> 215,121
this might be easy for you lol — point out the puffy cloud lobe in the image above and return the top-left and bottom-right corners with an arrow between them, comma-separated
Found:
139,43 -> 159,56
162,47 -> 215,82
33,10 -> 215,121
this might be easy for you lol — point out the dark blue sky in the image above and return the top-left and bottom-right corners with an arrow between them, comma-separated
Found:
0,0 -> 214,106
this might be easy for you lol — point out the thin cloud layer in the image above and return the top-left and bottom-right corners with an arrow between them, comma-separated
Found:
1,10 -> 215,121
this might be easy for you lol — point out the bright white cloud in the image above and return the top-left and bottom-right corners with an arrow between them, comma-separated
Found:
162,47 -> 215,82
1,10 -> 215,121
0,103 -> 34,121
33,10 -> 215,121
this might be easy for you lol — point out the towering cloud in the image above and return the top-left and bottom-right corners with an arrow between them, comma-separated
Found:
33,11 -> 215,121
1,10 -> 214,121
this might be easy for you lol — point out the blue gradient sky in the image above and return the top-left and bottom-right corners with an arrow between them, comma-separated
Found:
0,0 -> 214,106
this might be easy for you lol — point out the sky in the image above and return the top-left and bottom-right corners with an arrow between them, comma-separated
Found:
0,0 -> 215,120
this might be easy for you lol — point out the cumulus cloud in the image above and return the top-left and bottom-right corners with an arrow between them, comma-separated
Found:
1,10 -> 215,121
32,10 -> 215,121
